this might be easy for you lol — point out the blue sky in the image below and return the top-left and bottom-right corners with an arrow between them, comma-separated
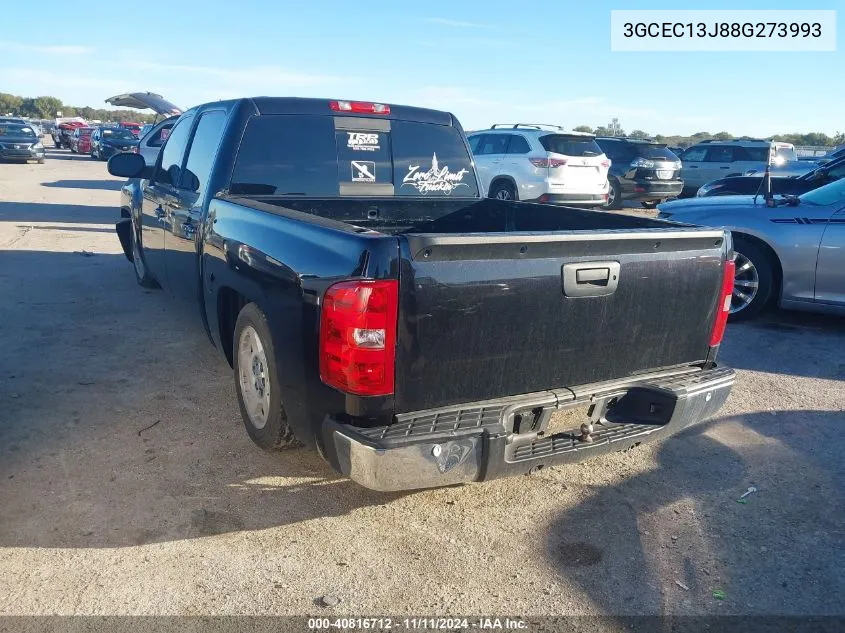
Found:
1,0 -> 840,136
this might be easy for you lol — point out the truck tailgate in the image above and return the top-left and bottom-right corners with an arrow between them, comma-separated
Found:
394,228 -> 727,413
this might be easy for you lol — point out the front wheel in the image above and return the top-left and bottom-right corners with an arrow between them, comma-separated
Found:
729,237 -> 775,321
234,303 -> 302,451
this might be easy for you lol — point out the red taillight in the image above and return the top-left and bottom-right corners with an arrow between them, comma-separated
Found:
529,157 -> 567,168
709,259 -> 735,346
329,100 -> 391,115
319,279 -> 398,396
600,159 -> 610,169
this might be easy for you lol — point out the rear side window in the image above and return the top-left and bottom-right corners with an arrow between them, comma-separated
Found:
539,134 -> 602,157
681,147 -> 707,162
475,134 -> 510,155
703,146 -> 735,162
505,135 -> 530,154
230,115 -> 478,198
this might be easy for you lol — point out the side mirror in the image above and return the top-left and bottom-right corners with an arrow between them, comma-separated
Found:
107,152 -> 149,179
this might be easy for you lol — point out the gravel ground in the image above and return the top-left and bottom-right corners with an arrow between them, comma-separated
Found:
1,144 -> 843,622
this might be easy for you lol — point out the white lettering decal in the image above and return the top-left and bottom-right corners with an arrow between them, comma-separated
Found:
347,132 -> 380,152
401,153 -> 469,195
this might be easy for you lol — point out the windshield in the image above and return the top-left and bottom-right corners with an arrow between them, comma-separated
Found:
0,124 -> 37,138
539,134 -> 603,157
799,177 -> 845,206
102,128 -> 137,140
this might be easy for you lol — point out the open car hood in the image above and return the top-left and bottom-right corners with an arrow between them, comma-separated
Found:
105,92 -> 183,115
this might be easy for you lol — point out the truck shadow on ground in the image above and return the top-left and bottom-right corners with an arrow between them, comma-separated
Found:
544,409 -> 845,615
41,179 -> 123,191
0,249 -> 403,549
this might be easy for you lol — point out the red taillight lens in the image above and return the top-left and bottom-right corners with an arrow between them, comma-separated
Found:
709,259 -> 735,346
529,157 -> 567,168
330,100 -> 391,115
600,159 -> 610,168
319,279 -> 398,396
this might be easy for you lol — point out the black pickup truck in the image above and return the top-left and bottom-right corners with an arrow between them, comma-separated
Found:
110,97 -> 736,491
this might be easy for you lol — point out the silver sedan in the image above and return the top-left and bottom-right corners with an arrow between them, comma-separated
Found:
657,180 -> 845,320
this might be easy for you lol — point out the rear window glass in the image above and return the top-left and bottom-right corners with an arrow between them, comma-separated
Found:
230,115 -> 478,198
539,134 -> 602,157
629,144 -> 679,160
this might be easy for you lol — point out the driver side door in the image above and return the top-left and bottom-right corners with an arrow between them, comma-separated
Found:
138,114 -> 194,290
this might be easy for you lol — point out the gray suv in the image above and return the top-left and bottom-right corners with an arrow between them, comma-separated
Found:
680,139 -> 807,194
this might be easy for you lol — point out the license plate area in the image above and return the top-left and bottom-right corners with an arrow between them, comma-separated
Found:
657,170 -> 674,179
545,403 -> 596,437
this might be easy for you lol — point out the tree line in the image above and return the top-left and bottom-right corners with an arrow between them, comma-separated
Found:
574,118 -> 845,148
0,92 -> 157,123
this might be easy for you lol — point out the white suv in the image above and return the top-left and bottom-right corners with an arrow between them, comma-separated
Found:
467,125 -> 609,205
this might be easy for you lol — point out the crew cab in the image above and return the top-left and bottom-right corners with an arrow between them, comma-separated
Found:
109,97 -> 736,491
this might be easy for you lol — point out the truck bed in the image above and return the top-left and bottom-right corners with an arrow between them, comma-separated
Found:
229,197 -> 727,413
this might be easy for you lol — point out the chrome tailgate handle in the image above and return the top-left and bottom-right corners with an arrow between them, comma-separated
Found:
562,261 -> 620,297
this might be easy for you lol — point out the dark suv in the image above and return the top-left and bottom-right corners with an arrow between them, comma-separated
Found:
596,138 -> 682,209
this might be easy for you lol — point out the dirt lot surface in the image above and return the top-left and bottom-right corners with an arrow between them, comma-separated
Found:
1,145 -> 844,622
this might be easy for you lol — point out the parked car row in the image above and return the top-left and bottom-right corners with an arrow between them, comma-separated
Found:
464,129 -> 822,210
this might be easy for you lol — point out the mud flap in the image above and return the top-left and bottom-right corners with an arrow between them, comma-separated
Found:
115,218 -> 133,262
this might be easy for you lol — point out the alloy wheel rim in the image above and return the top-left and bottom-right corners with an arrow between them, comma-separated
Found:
731,253 -> 760,313
495,189 -> 512,200
237,326 -> 271,429
606,184 -> 616,206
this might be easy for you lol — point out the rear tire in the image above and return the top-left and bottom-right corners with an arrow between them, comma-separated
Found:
729,237 -> 775,321
489,180 -> 517,201
603,178 -> 622,210
233,303 -> 302,451
130,224 -> 160,289
642,200 -> 661,209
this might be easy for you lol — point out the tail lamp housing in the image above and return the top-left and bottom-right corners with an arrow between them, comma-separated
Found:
319,280 -> 398,396
709,259 -> 735,346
